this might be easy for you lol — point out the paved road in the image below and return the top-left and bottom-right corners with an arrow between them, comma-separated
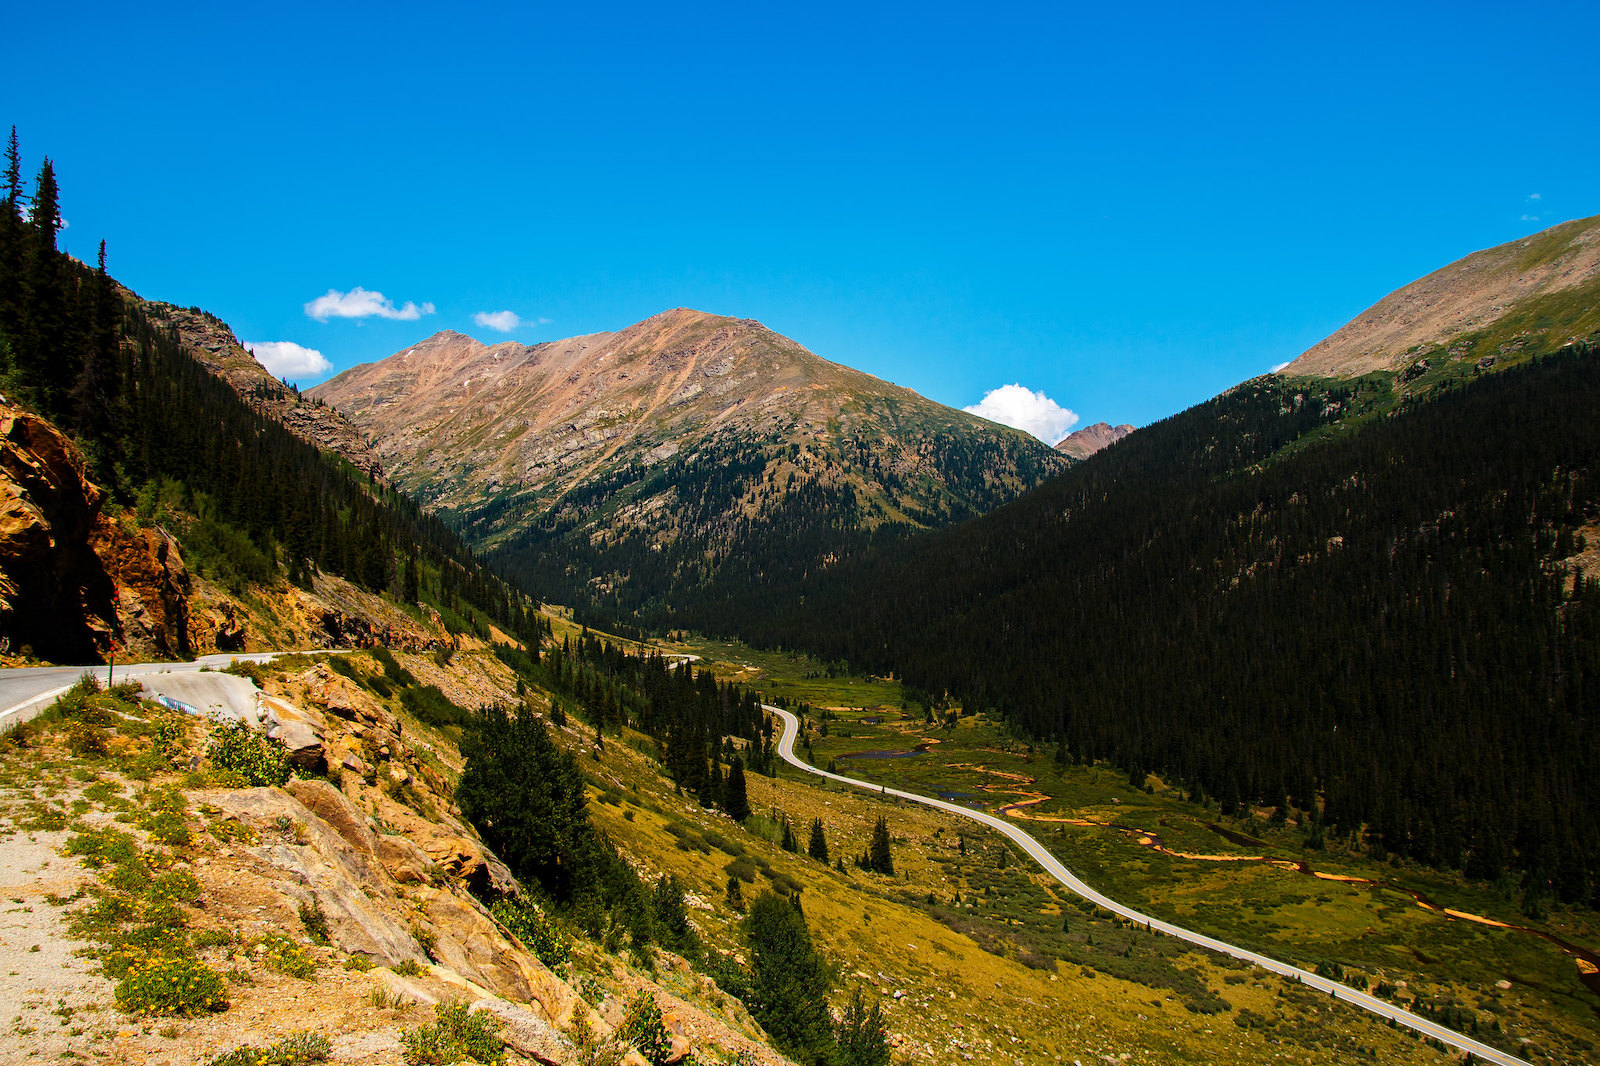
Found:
769,705 -> 1528,1066
0,652 -> 297,733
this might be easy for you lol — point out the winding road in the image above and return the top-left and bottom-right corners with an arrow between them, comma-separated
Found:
769,705 -> 1528,1066
0,652 -> 303,733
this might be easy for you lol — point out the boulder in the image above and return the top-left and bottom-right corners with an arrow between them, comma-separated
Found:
264,697 -> 331,774
467,998 -> 574,1066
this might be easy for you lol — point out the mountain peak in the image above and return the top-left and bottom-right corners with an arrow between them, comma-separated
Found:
1055,421 -> 1135,459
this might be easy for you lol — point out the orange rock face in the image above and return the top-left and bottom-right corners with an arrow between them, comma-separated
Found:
0,400 -> 192,662
90,517 -> 191,660
0,403 -> 116,660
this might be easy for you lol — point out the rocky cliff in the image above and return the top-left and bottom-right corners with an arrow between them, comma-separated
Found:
0,400 -> 122,660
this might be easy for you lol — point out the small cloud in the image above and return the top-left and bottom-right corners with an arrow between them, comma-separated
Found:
305,286 -> 435,322
1270,360 -> 1292,373
1528,193 -> 1541,200
473,310 -> 522,332
963,383 -> 1079,444
1522,214 -> 1543,222
244,340 -> 332,379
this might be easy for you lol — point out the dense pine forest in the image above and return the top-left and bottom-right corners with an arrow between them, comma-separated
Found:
745,349 -> 1600,911
484,427 -> 1059,636
0,132 -> 538,658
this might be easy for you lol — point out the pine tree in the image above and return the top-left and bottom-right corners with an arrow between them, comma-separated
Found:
744,892 -> 837,1064
3,128 -> 21,215
808,817 -> 829,863
650,874 -> 698,957
835,986 -> 891,1066
780,816 -> 799,853
868,816 -> 894,875
28,158 -> 60,246
723,755 -> 750,822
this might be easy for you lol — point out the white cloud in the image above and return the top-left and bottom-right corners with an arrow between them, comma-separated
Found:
1522,214 -> 1542,222
473,310 -> 522,332
244,340 -> 332,379
1270,360 -> 1292,373
304,286 -> 435,322
1528,193 -> 1541,200
963,384 -> 1079,445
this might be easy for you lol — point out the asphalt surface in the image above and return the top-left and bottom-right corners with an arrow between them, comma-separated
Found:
769,705 -> 1530,1066
0,652 -> 291,733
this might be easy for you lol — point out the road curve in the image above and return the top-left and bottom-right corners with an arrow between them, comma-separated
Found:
768,705 -> 1528,1066
0,652 -> 319,734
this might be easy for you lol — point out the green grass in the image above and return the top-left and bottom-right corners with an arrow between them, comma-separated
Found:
798,703 -> 1600,1063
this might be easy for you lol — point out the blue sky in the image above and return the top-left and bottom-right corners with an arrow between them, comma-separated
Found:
5,1 -> 1596,439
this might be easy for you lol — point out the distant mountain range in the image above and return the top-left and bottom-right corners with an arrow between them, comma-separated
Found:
311,308 -> 1066,624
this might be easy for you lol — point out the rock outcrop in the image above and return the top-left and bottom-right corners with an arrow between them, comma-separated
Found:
91,518 -> 192,659
0,401 -> 116,660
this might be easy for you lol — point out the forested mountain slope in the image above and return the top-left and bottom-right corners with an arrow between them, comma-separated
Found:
311,311 -> 1066,629
0,136 -> 535,660
752,349 -> 1600,907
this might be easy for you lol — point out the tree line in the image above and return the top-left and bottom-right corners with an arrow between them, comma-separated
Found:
744,348 -> 1600,911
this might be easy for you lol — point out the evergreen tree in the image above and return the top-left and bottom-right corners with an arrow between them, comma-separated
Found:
868,816 -> 894,875
835,986 -> 891,1066
780,816 -> 799,853
723,755 -> 750,822
650,874 -> 699,958
808,817 -> 829,863
456,705 -> 601,905
744,892 -> 836,1064
2,127 -> 19,212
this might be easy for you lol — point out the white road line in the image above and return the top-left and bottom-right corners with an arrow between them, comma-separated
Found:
768,706 -> 1528,1066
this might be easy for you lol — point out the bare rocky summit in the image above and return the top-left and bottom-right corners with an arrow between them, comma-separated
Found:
1281,213 -> 1600,378
1055,421 -> 1134,459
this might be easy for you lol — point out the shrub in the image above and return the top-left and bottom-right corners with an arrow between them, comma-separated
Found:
140,810 -> 192,847
208,720 -> 292,787
253,934 -> 317,979
617,991 -> 671,1066
490,895 -> 570,968
205,1031 -> 332,1066
64,827 -> 141,868
399,1001 -> 504,1065
394,958 -> 427,978
300,899 -> 331,945
114,955 -> 228,1015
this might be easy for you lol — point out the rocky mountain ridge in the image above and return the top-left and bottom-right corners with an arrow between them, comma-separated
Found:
1282,212 -> 1600,379
137,299 -> 384,478
312,308 -> 1067,621
1055,421 -> 1135,459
